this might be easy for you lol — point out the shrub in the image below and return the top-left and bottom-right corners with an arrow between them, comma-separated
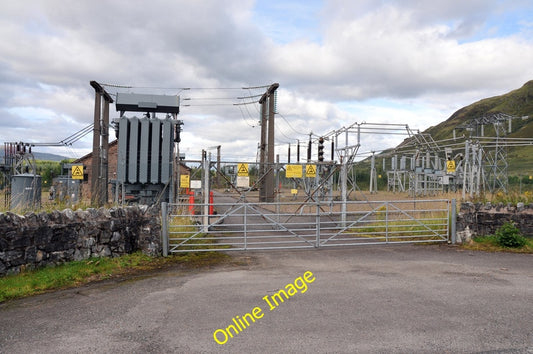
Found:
496,222 -> 527,248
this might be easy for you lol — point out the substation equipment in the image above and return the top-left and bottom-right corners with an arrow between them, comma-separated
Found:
381,112 -> 532,198
112,92 -> 182,205
302,122 -> 420,204
281,112 -> 532,203
1,142 -> 86,210
1,143 -> 41,210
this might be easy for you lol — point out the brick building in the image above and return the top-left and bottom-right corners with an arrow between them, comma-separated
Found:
74,140 -> 118,202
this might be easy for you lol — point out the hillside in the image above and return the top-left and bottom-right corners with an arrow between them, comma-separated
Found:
416,81 -> 533,175
33,152 -> 69,162
0,149 -> 68,163
425,80 -> 533,142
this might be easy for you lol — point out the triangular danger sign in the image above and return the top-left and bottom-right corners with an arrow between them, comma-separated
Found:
72,165 -> 84,180
306,164 -> 316,177
446,160 -> 456,173
237,163 -> 249,176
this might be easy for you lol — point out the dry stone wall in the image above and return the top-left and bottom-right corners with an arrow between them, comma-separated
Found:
0,206 -> 161,276
457,202 -> 533,243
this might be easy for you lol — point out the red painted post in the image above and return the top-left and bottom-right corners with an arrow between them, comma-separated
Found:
209,191 -> 214,215
188,191 -> 195,215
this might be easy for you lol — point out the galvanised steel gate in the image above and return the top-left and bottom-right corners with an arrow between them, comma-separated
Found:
161,195 -> 456,254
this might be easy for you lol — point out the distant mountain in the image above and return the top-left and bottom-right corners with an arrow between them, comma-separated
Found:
0,148 -> 69,162
33,152 -> 70,162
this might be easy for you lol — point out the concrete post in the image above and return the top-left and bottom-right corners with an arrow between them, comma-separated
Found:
161,202 -> 169,256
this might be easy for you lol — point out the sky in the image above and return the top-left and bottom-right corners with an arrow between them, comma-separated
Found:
1,0 -> 533,162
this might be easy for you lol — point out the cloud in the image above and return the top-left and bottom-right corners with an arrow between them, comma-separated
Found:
1,0 -> 533,162
272,1 -> 533,101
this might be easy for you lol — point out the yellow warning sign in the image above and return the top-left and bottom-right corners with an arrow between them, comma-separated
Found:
237,163 -> 249,177
286,165 -> 303,178
446,160 -> 456,173
180,174 -> 190,188
71,165 -> 84,180
306,164 -> 316,178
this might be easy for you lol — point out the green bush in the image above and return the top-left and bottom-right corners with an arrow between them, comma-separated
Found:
496,222 -> 527,248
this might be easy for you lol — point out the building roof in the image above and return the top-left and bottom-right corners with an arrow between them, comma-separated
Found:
74,139 -> 191,172
74,140 -> 118,163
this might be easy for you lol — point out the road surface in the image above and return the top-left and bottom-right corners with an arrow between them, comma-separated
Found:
0,245 -> 532,353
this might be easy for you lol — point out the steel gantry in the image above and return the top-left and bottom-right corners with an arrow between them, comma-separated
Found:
456,112 -> 531,196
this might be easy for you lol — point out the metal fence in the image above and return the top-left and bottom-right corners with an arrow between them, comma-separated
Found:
161,197 -> 456,254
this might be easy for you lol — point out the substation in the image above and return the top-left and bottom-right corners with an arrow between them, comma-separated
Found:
1,81 -> 532,253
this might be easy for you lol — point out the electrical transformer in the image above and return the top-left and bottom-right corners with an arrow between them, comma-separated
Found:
112,93 -> 181,205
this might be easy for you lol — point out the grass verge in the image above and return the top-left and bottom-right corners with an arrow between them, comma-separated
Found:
461,235 -> 533,253
0,251 -> 230,303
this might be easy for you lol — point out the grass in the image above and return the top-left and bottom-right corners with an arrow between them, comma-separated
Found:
344,208 -> 449,243
461,235 -> 533,253
0,251 -> 230,303
168,212 -> 231,251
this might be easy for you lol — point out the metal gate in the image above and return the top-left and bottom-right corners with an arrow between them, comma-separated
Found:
161,195 -> 456,254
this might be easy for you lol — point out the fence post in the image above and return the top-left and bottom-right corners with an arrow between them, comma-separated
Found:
385,201 -> 389,243
161,202 -> 169,257
451,198 -> 457,244
244,204 -> 247,250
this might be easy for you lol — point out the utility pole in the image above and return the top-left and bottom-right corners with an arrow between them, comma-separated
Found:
265,83 -> 278,202
91,83 -> 101,206
259,95 -> 268,202
90,81 -> 113,207
258,83 -> 279,202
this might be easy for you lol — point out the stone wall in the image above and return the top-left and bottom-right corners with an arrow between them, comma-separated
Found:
0,206 -> 161,276
457,202 -> 533,243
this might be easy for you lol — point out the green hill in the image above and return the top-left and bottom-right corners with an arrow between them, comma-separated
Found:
421,81 -> 533,175
425,80 -> 533,141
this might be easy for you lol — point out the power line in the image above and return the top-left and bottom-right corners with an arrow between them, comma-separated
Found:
237,93 -> 264,99
246,89 -> 262,115
182,103 -> 242,107
99,82 -> 270,90
277,112 -> 308,136
242,99 -> 259,123
237,105 -> 258,128
233,101 -> 260,106
183,97 -> 239,100
243,84 -> 272,90
276,125 -> 298,143
99,81 -> 273,109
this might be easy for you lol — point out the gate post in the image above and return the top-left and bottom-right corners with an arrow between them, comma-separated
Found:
340,161 -> 347,228
161,202 -> 169,257
450,198 -> 457,244
315,201 -> 321,248
202,151 -> 210,233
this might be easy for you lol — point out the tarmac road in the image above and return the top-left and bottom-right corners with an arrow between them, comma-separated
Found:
0,245 -> 532,353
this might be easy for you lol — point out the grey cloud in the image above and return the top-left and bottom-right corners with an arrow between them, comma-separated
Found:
1,0 -> 532,160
